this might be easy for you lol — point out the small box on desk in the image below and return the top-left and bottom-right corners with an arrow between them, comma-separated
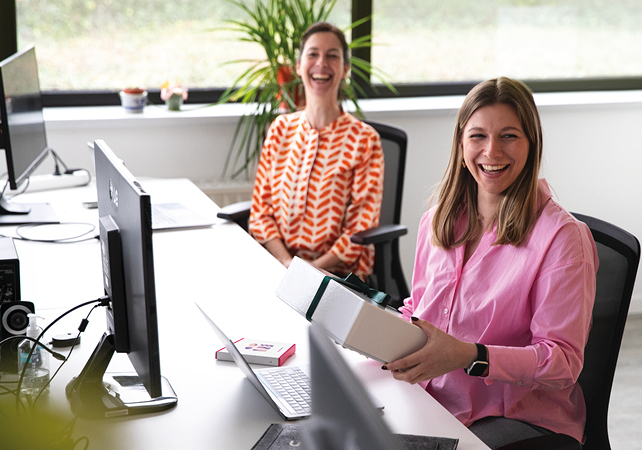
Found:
275,257 -> 427,364
216,338 -> 296,366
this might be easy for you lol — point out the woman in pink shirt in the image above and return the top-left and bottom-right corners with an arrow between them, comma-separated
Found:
384,77 -> 598,448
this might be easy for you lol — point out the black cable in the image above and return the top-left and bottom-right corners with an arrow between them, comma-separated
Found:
50,149 -> 93,187
49,148 -> 69,175
1,148 -> 92,204
14,296 -> 109,413
0,336 -> 67,360
31,303 -> 101,408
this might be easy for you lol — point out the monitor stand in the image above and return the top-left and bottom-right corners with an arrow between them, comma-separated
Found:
65,333 -> 178,419
0,197 -> 59,225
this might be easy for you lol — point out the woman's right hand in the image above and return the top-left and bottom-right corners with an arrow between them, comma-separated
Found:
383,317 -> 479,384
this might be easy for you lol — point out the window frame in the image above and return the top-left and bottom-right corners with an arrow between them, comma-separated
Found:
3,0 -> 642,108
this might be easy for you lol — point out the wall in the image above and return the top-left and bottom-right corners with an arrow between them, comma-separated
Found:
39,92 -> 642,313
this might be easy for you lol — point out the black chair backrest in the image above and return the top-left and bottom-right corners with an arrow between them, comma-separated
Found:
362,120 -> 409,305
572,213 -> 640,450
365,121 -> 407,228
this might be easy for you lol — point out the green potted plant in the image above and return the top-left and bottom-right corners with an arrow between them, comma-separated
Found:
161,79 -> 189,111
217,0 -> 394,179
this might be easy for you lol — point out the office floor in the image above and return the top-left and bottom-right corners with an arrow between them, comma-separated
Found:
609,314 -> 642,449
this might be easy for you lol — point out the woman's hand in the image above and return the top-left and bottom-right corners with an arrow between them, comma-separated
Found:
311,252 -> 346,275
383,317 -> 479,384
264,239 -> 294,268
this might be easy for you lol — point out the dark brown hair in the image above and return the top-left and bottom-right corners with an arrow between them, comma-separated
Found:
298,22 -> 350,65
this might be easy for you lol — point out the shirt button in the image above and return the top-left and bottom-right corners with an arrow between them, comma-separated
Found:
443,308 -> 449,315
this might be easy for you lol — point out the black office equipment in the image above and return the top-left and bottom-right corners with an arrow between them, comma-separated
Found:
0,301 -> 34,373
496,213 -> 640,450
351,121 -> 410,309
252,423 -> 458,450
65,139 -> 177,418
296,323 -> 457,450
0,236 -> 19,303
0,45 -> 58,224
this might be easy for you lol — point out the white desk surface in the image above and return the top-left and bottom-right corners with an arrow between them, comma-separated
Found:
1,178 -> 489,450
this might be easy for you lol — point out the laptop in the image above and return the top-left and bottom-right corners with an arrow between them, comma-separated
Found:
195,303 -> 313,420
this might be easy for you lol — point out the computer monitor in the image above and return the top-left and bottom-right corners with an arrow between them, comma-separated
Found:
65,139 -> 177,418
301,323 -> 405,450
0,45 -> 58,224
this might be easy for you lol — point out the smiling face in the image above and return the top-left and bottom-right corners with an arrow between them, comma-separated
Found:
296,31 -> 349,101
462,102 -> 530,210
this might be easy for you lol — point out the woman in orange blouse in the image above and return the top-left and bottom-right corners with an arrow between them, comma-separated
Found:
249,22 -> 384,281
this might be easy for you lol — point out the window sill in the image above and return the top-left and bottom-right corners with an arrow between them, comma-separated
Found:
43,90 -> 642,129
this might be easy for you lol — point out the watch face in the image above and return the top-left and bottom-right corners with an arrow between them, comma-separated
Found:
466,361 -> 489,377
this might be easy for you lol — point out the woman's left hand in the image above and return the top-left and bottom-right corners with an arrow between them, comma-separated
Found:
383,317 -> 479,384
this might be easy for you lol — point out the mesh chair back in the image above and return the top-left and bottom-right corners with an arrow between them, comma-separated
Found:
572,213 -> 640,450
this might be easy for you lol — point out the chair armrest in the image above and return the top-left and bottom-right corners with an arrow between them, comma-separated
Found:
216,200 -> 252,222
350,224 -> 408,245
495,434 -> 581,450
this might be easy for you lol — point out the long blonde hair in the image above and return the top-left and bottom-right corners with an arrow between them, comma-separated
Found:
432,77 -> 543,249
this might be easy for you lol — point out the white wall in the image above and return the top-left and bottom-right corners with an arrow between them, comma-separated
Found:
40,92 -> 642,313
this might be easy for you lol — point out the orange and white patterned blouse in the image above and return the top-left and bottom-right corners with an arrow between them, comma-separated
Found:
249,111 -> 384,280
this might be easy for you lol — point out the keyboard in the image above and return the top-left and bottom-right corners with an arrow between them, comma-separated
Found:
260,367 -> 312,415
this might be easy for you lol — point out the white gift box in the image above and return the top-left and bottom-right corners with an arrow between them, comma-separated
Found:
275,257 -> 427,363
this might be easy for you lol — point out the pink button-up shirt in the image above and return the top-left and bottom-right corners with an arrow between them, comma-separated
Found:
400,179 -> 598,442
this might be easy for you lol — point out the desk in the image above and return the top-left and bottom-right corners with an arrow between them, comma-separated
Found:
1,179 -> 489,450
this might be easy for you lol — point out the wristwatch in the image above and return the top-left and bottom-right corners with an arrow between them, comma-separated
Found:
464,343 -> 488,376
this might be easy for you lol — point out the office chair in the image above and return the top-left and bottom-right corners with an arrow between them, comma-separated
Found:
496,213 -> 640,450
216,120 -> 410,309
349,121 -> 409,310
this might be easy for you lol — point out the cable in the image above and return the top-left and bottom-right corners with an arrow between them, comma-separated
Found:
0,222 -> 99,244
0,336 -> 67,360
14,296 -> 109,413
13,222 -> 98,243
1,148 -> 92,204
0,231 -> 99,244
31,303 -> 101,408
49,148 -> 69,175
49,149 -> 93,187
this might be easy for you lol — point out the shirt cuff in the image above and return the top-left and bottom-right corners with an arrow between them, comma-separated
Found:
484,345 -> 538,387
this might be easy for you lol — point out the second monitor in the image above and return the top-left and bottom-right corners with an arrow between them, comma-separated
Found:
65,139 -> 177,418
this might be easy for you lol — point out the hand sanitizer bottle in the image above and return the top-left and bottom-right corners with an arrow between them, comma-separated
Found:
17,314 -> 50,395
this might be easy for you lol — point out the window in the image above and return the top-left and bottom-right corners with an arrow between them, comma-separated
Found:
373,1 -> 642,84
3,0 -> 642,106
13,0 -> 349,99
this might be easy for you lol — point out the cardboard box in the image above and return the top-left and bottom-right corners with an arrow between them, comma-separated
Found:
275,257 -> 427,363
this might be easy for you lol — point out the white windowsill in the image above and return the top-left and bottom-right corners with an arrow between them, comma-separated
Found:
43,90 -> 642,129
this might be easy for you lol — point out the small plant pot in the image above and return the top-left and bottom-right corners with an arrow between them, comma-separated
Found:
119,88 -> 147,113
165,93 -> 184,111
